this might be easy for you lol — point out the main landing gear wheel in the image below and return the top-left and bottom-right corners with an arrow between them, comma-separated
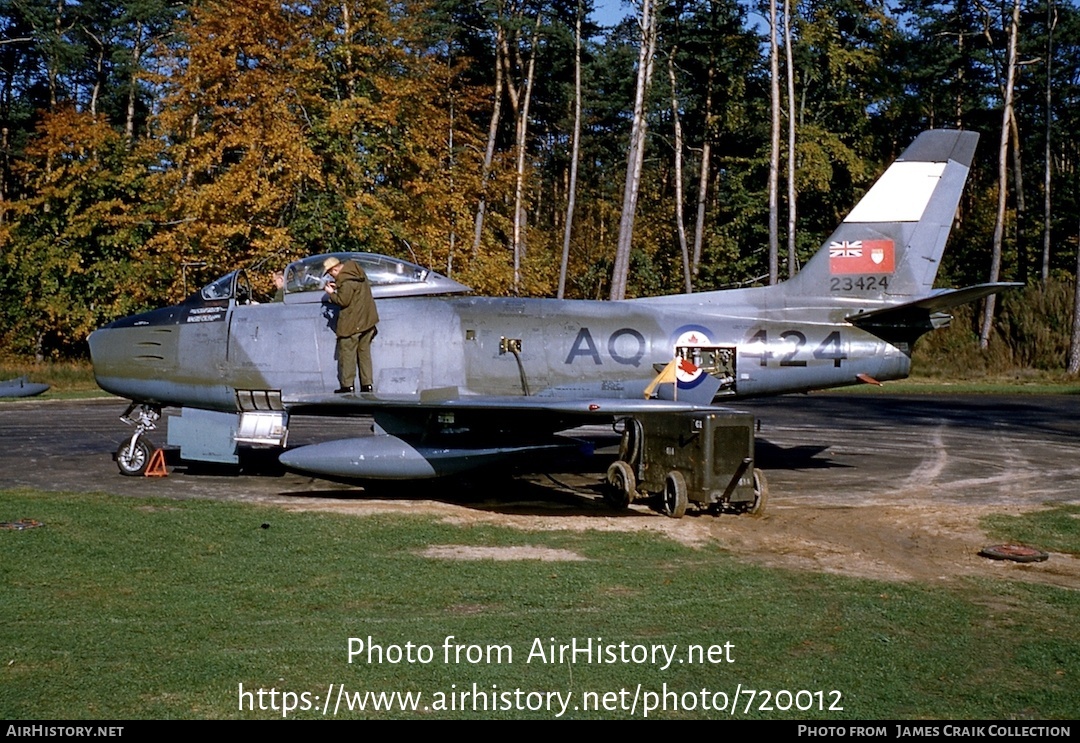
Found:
604,460 -> 636,510
116,437 -> 155,477
747,468 -> 769,516
662,470 -> 688,519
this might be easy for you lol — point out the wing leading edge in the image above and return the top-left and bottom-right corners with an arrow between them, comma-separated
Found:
282,388 -> 723,418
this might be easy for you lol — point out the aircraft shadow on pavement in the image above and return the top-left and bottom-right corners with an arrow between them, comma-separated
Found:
753,439 -> 848,471
167,448 -> 290,477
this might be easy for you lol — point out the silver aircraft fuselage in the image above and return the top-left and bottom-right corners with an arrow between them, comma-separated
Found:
89,281 -> 909,413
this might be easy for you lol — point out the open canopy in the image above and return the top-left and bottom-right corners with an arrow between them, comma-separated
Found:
199,252 -> 470,304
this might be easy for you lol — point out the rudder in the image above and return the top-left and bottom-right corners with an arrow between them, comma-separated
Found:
785,129 -> 979,300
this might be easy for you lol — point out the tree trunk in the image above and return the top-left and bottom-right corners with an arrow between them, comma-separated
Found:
1009,112 -> 1025,282
1042,0 -> 1056,286
471,24 -> 505,257
610,0 -> 657,301
784,0 -> 796,279
49,0 -> 65,111
341,2 -> 355,98
979,0 -> 1020,350
1069,212 -> 1080,374
668,44 -> 691,294
510,12 -> 541,294
768,0 -> 780,285
125,22 -> 145,142
87,30 -> 104,118
557,2 -> 583,299
691,62 -> 713,288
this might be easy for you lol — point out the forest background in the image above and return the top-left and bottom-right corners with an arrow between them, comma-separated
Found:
1,0 -> 1079,376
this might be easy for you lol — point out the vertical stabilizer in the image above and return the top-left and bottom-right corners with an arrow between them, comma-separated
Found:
785,129 -> 978,300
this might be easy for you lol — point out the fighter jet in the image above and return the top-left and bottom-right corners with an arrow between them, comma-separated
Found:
88,130 -> 1015,498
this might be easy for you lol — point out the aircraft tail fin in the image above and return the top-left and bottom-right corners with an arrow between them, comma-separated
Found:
785,129 -> 979,300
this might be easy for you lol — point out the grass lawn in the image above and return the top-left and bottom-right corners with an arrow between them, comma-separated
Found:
2,491 -> 1077,720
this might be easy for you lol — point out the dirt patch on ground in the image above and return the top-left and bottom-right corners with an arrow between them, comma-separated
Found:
705,502 -> 1080,589
419,545 -> 589,562
284,495 -> 1080,590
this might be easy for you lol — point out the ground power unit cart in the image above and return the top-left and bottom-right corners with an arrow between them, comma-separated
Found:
604,409 -> 767,518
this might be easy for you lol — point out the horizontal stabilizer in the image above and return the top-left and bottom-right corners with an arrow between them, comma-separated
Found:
846,282 -> 1023,327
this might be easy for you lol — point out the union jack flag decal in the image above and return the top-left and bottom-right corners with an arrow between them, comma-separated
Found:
829,241 -> 863,258
829,238 -> 895,274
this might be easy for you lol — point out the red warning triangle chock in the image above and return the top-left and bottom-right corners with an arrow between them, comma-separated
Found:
144,448 -> 168,477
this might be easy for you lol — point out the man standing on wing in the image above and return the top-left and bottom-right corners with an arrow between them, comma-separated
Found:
323,256 -> 379,394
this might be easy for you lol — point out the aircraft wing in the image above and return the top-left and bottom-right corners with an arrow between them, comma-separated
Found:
283,388 -> 722,418
279,389 -> 730,480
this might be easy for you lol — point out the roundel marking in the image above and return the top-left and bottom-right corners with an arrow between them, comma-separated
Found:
670,324 -> 713,389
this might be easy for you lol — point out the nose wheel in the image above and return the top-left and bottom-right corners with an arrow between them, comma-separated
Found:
115,403 -> 162,476
116,437 -> 156,476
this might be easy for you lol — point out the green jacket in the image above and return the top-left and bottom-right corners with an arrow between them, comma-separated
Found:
327,260 -> 379,337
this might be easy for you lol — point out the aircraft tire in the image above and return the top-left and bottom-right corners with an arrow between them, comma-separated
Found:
116,437 -> 154,477
662,470 -> 688,519
604,460 -> 636,509
747,468 -> 769,517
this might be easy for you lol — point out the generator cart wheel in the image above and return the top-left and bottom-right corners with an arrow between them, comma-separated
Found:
604,460 -> 636,510
116,437 -> 155,477
662,470 -> 688,519
747,468 -> 769,516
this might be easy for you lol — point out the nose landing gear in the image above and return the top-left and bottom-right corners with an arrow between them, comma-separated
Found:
115,403 -> 162,476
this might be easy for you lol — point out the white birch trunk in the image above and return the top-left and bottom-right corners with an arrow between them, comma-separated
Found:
1042,0 -> 1056,286
557,3 -> 583,299
471,23 -> 506,257
511,13 -> 542,294
691,56 -> 715,287
979,0 -> 1020,349
610,0 -> 657,301
768,0 -> 780,285
784,0 -> 797,279
668,46 -> 692,293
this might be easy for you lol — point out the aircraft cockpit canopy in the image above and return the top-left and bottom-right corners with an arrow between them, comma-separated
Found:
197,252 -> 470,305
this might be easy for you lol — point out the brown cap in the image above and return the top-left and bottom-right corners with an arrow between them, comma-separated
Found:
322,256 -> 341,275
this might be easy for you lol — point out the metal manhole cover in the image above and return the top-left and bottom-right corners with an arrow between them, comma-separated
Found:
978,544 -> 1049,563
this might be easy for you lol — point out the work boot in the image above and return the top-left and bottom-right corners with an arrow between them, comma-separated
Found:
334,386 -> 354,394
360,385 -> 373,393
